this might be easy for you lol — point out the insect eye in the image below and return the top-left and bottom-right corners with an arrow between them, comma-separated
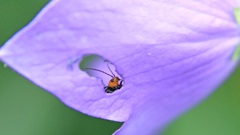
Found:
111,79 -> 114,82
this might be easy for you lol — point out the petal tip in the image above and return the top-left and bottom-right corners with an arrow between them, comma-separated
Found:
0,48 -> 6,59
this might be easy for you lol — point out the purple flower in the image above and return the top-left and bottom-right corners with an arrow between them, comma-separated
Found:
0,0 -> 240,134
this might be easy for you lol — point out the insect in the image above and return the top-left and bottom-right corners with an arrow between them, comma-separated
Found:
86,63 -> 123,93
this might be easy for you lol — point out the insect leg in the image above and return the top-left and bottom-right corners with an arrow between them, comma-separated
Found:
117,80 -> 123,89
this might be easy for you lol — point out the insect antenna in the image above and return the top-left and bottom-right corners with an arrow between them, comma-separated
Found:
86,68 -> 114,78
107,63 -> 115,77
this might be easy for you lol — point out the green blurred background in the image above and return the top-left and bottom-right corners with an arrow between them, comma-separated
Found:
0,1 -> 240,135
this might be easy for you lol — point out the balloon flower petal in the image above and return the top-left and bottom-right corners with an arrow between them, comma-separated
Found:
0,0 -> 240,134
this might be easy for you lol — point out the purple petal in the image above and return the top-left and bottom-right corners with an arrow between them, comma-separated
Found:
1,0 -> 240,134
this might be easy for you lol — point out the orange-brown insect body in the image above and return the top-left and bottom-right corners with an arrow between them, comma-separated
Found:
108,77 -> 120,88
86,63 -> 123,93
